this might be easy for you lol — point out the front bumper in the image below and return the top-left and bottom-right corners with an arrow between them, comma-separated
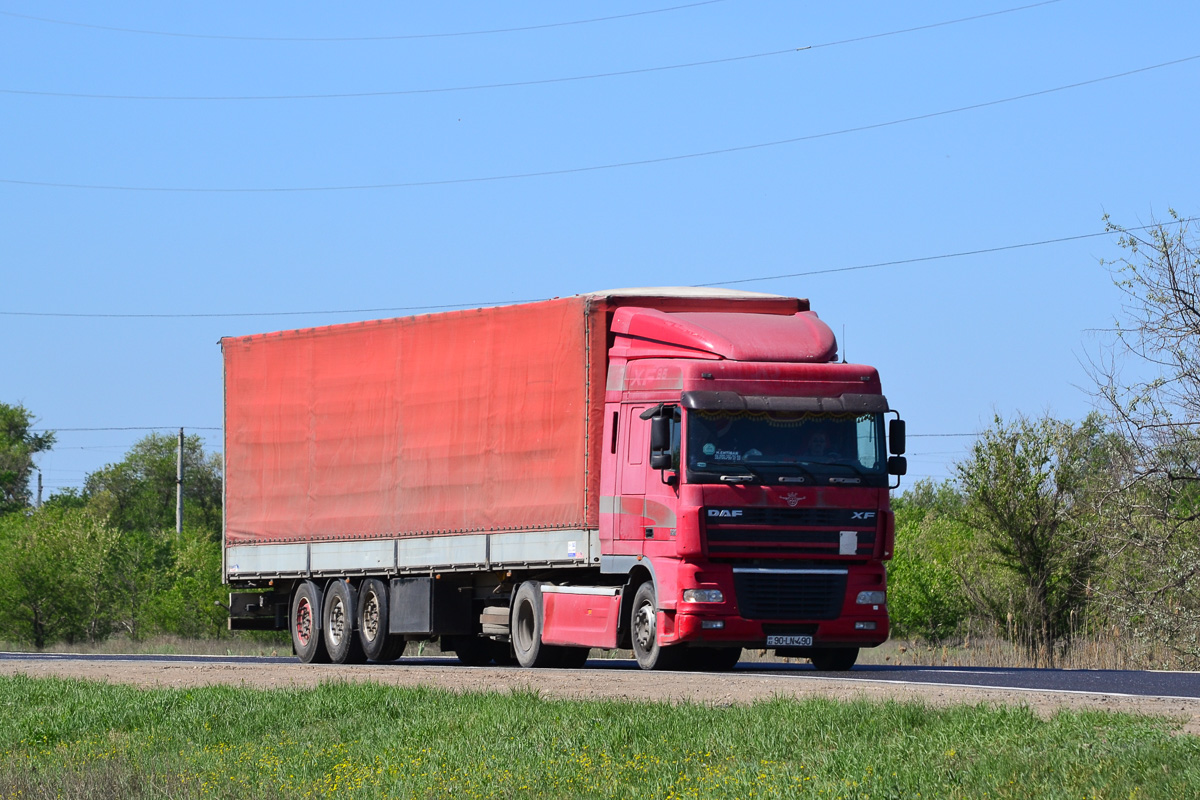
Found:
662,609 -> 890,648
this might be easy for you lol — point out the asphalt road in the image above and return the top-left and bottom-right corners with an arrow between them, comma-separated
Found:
3,651 -> 1196,701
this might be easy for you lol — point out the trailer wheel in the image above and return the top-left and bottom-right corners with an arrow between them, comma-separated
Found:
324,580 -> 367,664
511,582 -> 559,668
357,579 -> 404,663
630,582 -> 680,670
810,647 -> 859,671
291,581 -> 330,664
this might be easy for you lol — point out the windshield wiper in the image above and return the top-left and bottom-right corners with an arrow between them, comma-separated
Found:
761,462 -> 817,484
718,462 -> 765,484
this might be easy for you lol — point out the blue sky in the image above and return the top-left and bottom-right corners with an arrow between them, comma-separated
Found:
3,0 -> 1198,496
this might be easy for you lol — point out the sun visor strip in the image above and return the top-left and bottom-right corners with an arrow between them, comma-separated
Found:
680,391 -> 889,414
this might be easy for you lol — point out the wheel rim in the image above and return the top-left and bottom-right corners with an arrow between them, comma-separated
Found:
633,600 -> 655,653
296,596 -> 313,647
362,591 -> 380,643
328,596 -> 345,646
514,598 -> 535,654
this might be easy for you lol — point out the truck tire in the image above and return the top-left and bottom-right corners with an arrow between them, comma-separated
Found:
357,579 -> 404,663
323,580 -> 367,664
630,582 -> 680,670
511,581 -> 559,668
810,647 -> 859,671
291,581 -> 330,664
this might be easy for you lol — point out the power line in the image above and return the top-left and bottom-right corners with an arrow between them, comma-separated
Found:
2,219 -> 1188,320
0,1 -> 728,42
30,426 -> 221,432
0,1 -> 1065,102
4,52 -> 1195,194
699,217 -> 1198,287
908,433 -> 978,438
1,46 -> 805,101
2,300 -> 538,319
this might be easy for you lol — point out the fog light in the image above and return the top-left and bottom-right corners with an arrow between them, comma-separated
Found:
701,620 -> 725,630
683,589 -> 725,603
854,621 -> 877,630
856,591 -> 886,605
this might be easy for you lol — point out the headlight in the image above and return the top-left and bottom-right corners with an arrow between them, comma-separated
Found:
682,589 -> 724,603
856,591 -> 886,605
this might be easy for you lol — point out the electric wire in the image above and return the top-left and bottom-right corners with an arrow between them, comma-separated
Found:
2,47 -> 805,101
0,1 -> 728,42
0,1 -> 1065,102
3,52 -> 1195,193
2,219 -> 1189,320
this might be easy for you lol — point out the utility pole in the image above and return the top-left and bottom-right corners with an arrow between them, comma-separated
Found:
176,427 -> 184,535
36,469 -> 42,509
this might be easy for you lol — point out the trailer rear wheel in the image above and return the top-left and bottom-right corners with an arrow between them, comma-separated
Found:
810,647 -> 859,671
511,582 -> 560,668
630,582 -> 679,670
357,579 -> 404,663
324,581 -> 367,664
291,581 -> 330,664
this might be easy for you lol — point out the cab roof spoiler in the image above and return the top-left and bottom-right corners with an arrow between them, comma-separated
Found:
680,391 -> 890,414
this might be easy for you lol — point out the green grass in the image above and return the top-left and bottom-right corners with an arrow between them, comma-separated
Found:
0,676 -> 1195,799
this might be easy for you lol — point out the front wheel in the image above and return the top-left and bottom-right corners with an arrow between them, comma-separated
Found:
630,582 -> 679,670
810,647 -> 859,671
511,582 -> 557,668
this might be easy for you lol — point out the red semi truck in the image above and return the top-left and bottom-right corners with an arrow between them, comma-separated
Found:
223,288 -> 906,670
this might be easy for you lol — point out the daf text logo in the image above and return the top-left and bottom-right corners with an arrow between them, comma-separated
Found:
707,509 -> 743,518
851,511 -> 876,520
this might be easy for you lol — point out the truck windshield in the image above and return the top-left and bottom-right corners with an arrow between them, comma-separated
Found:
685,409 -> 888,486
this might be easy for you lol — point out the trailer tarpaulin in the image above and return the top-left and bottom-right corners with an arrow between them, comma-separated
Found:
223,298 -> 600,544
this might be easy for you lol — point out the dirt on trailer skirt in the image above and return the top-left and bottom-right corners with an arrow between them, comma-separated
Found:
2,657 -> 1198,736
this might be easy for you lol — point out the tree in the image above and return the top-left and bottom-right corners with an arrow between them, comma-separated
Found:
888,480 -> 972,642
84,432 -> 222,537
955,413 -> 1115,665
0,508 -> 118,648
1090,210 -> 1200,664
0,403 -> 54,515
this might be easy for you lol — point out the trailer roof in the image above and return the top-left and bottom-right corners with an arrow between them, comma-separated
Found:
580,287 -> 789,299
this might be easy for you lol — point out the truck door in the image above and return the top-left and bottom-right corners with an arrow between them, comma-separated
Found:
616,405 -> 649,546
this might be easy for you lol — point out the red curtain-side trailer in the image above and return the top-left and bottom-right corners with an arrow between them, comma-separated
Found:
223,289 -> 906,670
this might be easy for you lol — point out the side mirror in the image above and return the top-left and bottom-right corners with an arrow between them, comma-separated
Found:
650,416 -> 671,452
650,452 -> 673,470
887,456 -> 908,476
888,419 -> 906,455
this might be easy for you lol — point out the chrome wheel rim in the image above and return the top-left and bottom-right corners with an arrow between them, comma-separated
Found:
633,601 -> 655,653
362,592 -> 380,643
328,597 -> 346,646
296,597 -> 313,646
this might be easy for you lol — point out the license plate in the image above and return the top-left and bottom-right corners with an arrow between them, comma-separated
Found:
767,635 -> 813,647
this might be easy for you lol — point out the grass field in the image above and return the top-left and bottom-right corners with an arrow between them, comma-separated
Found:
0,676 -> 1196,799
